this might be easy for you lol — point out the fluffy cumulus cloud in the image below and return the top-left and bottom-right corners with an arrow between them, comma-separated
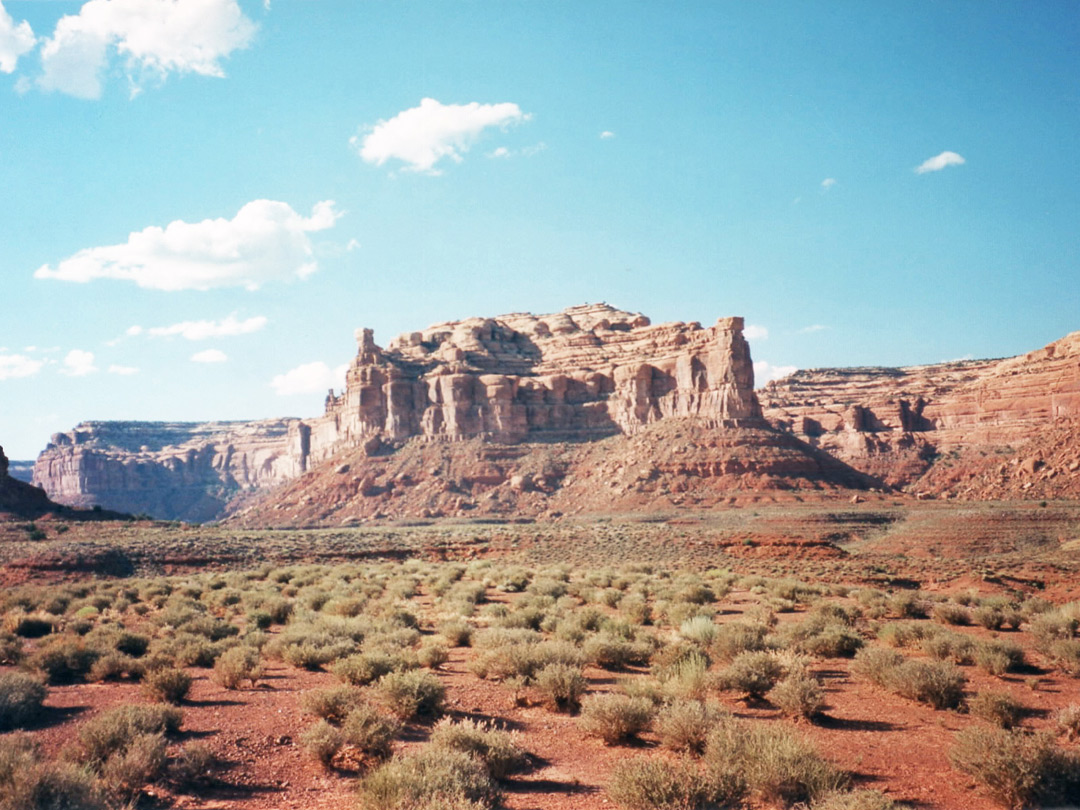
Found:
35,200 -> 341,291
191,349 -> 227,363
0,1 -> 35,74
743,324 -> 768,342
0,353 -> 44,380
146,313 -> 267,340
753,360 -> 798,386
60,349 -> 97,376
915,151 -> 965,174
271,361 -> 347,396
353,98 -> 530,174
37,0 -> 256,99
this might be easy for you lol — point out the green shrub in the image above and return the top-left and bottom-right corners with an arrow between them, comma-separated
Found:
932,603 -> 970,626
769,673 -> 826,720
301,686 -> 366,723
974,640 -> 1024,677
654,699 -> 728,755
799,624 -> 864,658
0,760 -> 106,810
949,726 -> 1079,809
7,613 -> 55,639
342,704 -> 401,760
921,632 -> 974,665
430,717 -> 528,779
608,755 -> 744,810
31,638 -> 100,684
142,667 -> 192,704
301,720 -> 343,769
100,731 -> 166,801
418,641 -> 449,670
579,694 -> 655,745
0,672 -> 47,730
888,660 -> 966,710
0,631 -> 23,665
812,789 -> 912,809
333,651 -> 402,686
876,621 -> 938,649
973,606 -> 1006,631
888,592 -> 929,619
852,646 -> 905,686
88,652 -> 144,683
708,621 -> 767,661
718,651 -> 785,700
438,620 -> 473,647
77,704 -> 181,769
534,662 -> 587,712
212,645 -> 263,689
970,691 -> 1024,729
376,670 -> 446,719
357,747 -> 500,810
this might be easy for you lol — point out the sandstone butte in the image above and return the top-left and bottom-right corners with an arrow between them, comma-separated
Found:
28,304 -> 1080,523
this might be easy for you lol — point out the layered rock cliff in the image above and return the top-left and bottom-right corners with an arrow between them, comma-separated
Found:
761,330 -> 1080,497
34,420 -> 304,523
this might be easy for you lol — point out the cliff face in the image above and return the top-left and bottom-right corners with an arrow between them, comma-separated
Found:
33,420 -> 304,522
0,445 -> 57,518
761,331 -> 1080,496
303,304 -> 762,464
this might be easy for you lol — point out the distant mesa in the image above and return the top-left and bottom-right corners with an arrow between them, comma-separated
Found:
30,305 -> 1080,524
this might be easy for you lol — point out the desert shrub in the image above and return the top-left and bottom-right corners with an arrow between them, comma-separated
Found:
888,660 -> 966,710
583,635 -> 653,670
0,672 -> 47,730
973,606 -> 1006,631
113,631 -> 150,657
142,667 -> 191,704
301,720 -> 343,769
430,718 -> 528,779
718,651 -> 785,700
949,726 -> 1080,809
769,673 -> 826,721
534,662 -> 587,712
579,694 -> 655,745
608,755 -> 745,810
89,652 -> 144,683
302,685 -> 366,723
621,597 -> 652,626
31,638 -> 100,684
418,641 -> 449,670
77,704 -> 181,769
798,624 -> 864,658
709,621 -> 767,661
812,789 -> 912,810
0,760 -> 106,810
342,704 -> 401,759
333,651 -> 403,686
876,621 -> 938,649
655,699 -> 728,754
1058,704 -> 1080,741
970,691 -> 1024,729
658,651 -> 712,702
704,721 -> 848,805
851,647 -> 905,686
932,603 -> 970,626
974,640 -> 1024,677
279,636 -> 357,671
168,742 -> 218,786
888,592 -> 929,619
438,620 -> 473,647
357,747 -> 500,810
680,615 -> 719,646
375,669 -> 446,719
0,631 -> 23,665
921,632 -> 975,665
212,645 -> 263,689
100,731 -> 166,801
6,613 -> 55,639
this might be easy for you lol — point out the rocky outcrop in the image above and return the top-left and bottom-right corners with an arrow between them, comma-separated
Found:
761,330 -> 1080,496
33,420 -> 304,522
1,444 -> 59,518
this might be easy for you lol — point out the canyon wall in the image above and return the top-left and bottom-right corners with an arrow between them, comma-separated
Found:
761,330 -> 1080,495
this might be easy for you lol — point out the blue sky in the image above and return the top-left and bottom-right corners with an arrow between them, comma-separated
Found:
1,0 -> 1078,459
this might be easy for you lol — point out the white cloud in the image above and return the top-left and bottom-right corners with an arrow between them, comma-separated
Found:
37,0 -> 256,99
488,146 -> 510,159
754,360 -> 798,387
915,151 -> 965,174
148,313 -> 267,340
487,142 -> 545,160
35,199 -> 340,291
744,324 -> 769,342
599,131 -> 615,139
0,1 -> 35,74
191,348 -> 227,363
107,364 -> 139,375
821,177 -> 836,189
799,324 -> 828,334
346,238 -> 361,252
353,98 -> 530,174
125,325 -> 143,336
60,349 -> 97,376
0,353 -> 44,380
271,361 -> 347,396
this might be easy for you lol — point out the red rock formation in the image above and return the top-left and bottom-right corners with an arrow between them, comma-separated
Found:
761,330 -> 1080,496
0,444 -> 60,518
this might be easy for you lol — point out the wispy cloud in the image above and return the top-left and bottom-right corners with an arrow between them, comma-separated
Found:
0,353 -> 44,380
144,313 -> 267,341
821,177 -> 836,190
191,349 -> 227,363
753,360 -> 798,386
271,361 -> 347,396
36,0 -> 256,99
107,364 -> 139,375
487,142 -> 545,160
744,324 -> 769,341
915,151 -> 965,174
599,130 -> 615,139
60,349 -> 97,376
799,324 -> 828,334
353,98 -> 530,174
36,200 -> 340,291
0,0 -> 34,74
